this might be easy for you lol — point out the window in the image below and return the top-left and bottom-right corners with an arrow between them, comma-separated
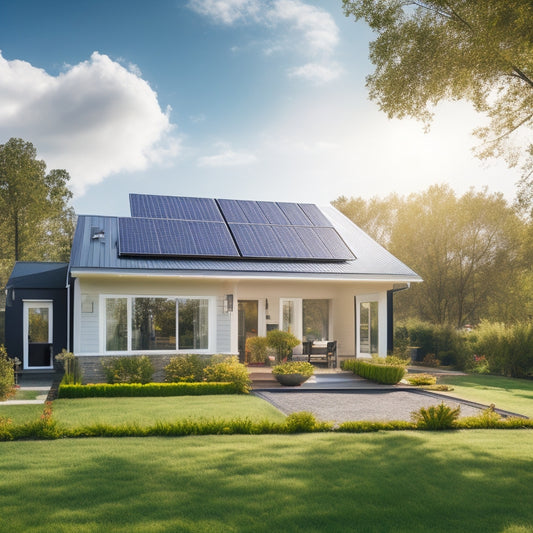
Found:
103,296 -> 211,353
302,300 -> 329,341
360,301 -> 378,354
178,298 -> 209,350
106,298 -> 127,351
132,298 -> 176,351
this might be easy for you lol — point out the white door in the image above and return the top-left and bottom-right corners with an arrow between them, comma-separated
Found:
23,301 -> 54,370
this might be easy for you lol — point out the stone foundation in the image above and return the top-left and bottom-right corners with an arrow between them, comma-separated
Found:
77,354 -> 215,384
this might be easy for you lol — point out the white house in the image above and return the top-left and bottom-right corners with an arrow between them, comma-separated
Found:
63,194 -> 421,380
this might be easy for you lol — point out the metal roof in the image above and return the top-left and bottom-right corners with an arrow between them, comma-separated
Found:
6,262 -> 69,289
69,201 -> 421,281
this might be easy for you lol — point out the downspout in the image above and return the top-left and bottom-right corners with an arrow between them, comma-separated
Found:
387,283 -> 410,354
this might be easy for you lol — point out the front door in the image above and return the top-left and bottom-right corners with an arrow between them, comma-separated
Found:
23,301 -> 54,369
238,300 -> 258,363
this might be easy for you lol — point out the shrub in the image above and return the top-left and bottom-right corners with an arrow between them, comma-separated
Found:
266,330 -> 300,363
203,356 -> 251,393
411,403 -> 460,430
272,361 -> 314,377
58,382 -> 240,398
164,355 -> 206,383
55,350 -> 82,385
0,345 -> 15,401
102,355 -> 154,384
406,373 -> 437,386
246,336 -> 269,364
342,359 -> 405,384
284,412 -> 331,433
421,353 -> 440,367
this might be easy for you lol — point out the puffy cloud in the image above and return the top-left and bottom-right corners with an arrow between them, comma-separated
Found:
288,61 -> 343,84
188,0 -> 261,24
0,51 -> 180,195
197,143 -> 257,167
269,0 -> 339,56
188,0 -> 341,82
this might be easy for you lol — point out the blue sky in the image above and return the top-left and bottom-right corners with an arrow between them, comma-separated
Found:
0,0 -> 520,217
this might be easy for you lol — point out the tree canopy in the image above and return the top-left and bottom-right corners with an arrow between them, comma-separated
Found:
342,1 -> 533,210
0,138 -> 75,285
334,185 -> 532,326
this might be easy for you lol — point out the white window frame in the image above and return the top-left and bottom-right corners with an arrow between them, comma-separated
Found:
23,300 -> 54,370
100,295 -> 216,355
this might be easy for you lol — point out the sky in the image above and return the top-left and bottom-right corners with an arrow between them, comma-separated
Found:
0,0 -> 522,217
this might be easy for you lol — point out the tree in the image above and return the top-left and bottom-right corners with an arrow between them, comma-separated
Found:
342,1 -> 533,209
0,138 -> 75,285
334,185 -> 528,326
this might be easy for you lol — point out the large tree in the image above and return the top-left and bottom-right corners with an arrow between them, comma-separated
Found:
334,185 -> 530,326
0,138 -> 75,284
342,1 -> 533,211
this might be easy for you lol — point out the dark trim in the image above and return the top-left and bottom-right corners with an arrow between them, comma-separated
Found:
387,290 -> 394,354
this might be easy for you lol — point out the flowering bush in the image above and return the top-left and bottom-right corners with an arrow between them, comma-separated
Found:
470,355 -> 490,374
0,345 -> 15,401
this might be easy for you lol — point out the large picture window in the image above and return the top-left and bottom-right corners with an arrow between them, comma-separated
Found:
132,298 -> 176,351
104,296 -> 211,353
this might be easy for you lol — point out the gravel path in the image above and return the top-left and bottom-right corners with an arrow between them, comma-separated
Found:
254,390 -> 484,424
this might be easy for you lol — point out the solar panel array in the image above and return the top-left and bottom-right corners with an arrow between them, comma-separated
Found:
118,194 -> 355,261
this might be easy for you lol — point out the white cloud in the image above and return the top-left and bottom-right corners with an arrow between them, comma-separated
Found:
188,0 -> 261,24
188,0 -> 341,82
0,51 -> 180,195
288,61 -> 343,84
197,143 -> 257,167
269,0 -> 339,55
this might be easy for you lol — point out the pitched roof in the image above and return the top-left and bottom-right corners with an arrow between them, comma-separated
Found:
70,195 -> 421,281
6,262 -> 69,289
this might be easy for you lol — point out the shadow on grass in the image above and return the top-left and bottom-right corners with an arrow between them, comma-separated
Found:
0,432 -> 532,532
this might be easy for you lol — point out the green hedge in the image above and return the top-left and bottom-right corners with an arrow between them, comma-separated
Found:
342,359 -> 405,384
58,382 -> 241,398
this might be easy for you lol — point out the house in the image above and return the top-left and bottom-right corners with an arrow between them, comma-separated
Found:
5,193 -> 421,381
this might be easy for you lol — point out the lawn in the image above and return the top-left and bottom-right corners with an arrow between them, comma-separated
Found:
0,431 -> 532,532
52,395 -> 287,427
438,374 -> 533,418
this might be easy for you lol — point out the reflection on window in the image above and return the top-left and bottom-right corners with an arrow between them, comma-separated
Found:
28,308 -> 49,343
282,300 -> 295,335
360,301 -> 378,354
132,298 -> 176,351
106,298 -> 127,351
303,300 -> 329,341
178,299 -> 208,349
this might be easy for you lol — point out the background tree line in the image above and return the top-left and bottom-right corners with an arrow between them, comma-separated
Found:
333,185 -> 533,327
0,138 -> 75,288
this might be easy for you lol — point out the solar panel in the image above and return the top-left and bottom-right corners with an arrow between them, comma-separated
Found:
277,202 -> 313,226
257,201 -> 290,225
216,199 -> 248,223
229,224 -> 289,258
118,218 -> 240,258
124,194 -> 355,262
130,194 -> 224,222
298,203 -> 332,227
313,227 -> 355,260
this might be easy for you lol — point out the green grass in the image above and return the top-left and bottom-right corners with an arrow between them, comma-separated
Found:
438,374 -> 533,417
0,432 -> 532,532
13,389 -> 43,400
52,395 -> 287,427
0,404 -> 44,423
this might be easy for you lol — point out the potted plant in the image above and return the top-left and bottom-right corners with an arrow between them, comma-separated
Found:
272,361 -> 314,386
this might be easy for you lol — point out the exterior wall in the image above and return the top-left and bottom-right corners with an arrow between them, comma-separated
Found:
73,274 -> 395,362
4,287 -> 68,366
